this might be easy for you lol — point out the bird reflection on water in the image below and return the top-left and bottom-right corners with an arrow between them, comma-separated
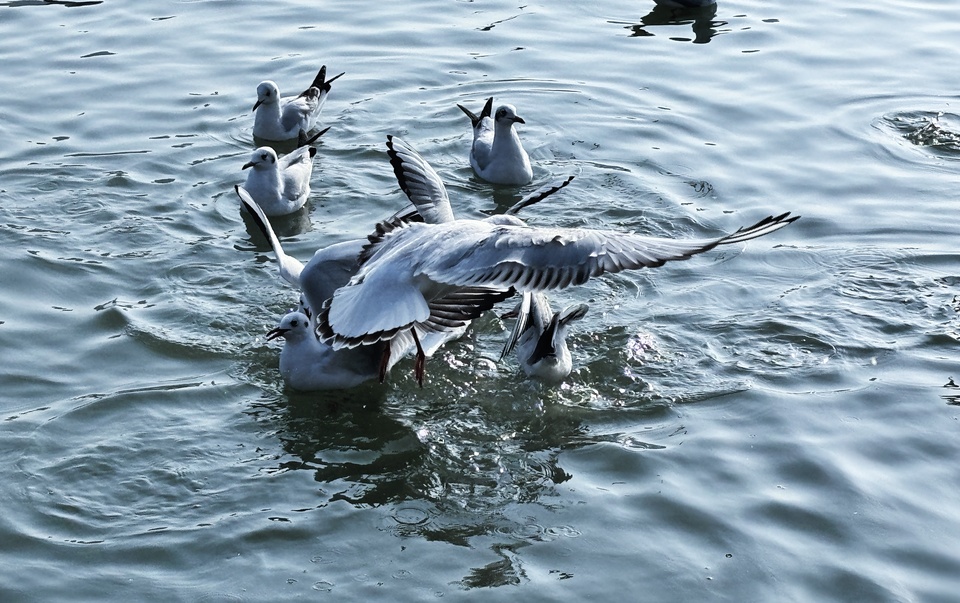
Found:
624,2 -> 723,44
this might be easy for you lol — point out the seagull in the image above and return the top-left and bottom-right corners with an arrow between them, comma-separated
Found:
458,97 -> 534,185
241,191 -> 400,391
501,292 -> 589,382
252,65 -> 344,142
238,135 -> 477,389
266,311 -> 388,391
240,128 -> 327,216
382,135 -> 577,384
315,179 -> 799,386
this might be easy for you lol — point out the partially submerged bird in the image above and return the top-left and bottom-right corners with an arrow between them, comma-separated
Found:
266,311 -> 390,391
252,65 -> 344,142
501,291 -> 589,383
240,128 -> 327,216
458,97 -> 534,185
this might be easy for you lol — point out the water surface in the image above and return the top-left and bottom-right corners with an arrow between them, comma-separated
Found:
2,0 -> 959,600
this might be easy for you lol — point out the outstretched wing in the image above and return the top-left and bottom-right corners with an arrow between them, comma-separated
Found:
505,174 -> 577,216
235,185 -> 303,287
386,135 -> 455,224
315,213 -> 798,351
425,213 -> 800,291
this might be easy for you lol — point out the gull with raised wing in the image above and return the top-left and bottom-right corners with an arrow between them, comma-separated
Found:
252,65 -> 344,142
382,135 -> 577,384
316,172 -> 799,386
458,97 -> 533,185
236,183 -> 366,320
240,128 -> 328,216
501,292 -> 589,383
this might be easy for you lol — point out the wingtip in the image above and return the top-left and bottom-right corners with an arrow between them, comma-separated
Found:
298,126 -> 331,148
457,103 -> 480,128
235,185 -> 272,241
505,173 -> 577,216
722,211 -> 800,245
309,65 -> 327,90
481,97 -> 494,120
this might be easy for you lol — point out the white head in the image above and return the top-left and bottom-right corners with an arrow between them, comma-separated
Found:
494,104 -> 525,127
242,146 -> 279,171
266,311 -> 312,343
253,80 -> 281,110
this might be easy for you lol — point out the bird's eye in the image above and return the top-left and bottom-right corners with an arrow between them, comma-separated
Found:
260,152 -> 268,160
496,109 -> 506,119
291,319 -> 299,327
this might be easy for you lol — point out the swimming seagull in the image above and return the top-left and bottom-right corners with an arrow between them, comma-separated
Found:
315,176 -> 798,386
240,128 -> 328,216
458,97 -> 534,185
266,311 -> 388,391
240,188 -> 403,391
252,65 -> 344,142
500,292 -> 589,382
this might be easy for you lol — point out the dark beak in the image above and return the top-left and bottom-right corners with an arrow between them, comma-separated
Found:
242,160 -> 255,170
266,327 -> 288,341
252,99 -> 263,111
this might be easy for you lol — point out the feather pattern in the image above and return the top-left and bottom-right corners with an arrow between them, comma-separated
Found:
316,212 -> 799,350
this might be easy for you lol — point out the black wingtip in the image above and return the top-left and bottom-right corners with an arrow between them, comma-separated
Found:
458,103 -> 481,128
505,173 -> 576,216
324,71 -> 345,89
298,126 -> 331,148
720,211 -> 801,246
385,135 -> 413,199
309,65 -> 327,91
235,185 -> 271,242
481,97 -> 494,120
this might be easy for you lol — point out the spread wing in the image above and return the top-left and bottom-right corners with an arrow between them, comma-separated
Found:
235,185 -> 304,287
424,213 -> 799,290
315,213 -> 798,350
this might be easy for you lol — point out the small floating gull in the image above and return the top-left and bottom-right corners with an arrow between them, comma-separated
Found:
501,291 -> 589,383
458,97 -> 533,185
316,170 -> 799,385
242,191 -> 399,391
266,311 -> 388,391
252,65 -> 344,142
240,129 -> 327,216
